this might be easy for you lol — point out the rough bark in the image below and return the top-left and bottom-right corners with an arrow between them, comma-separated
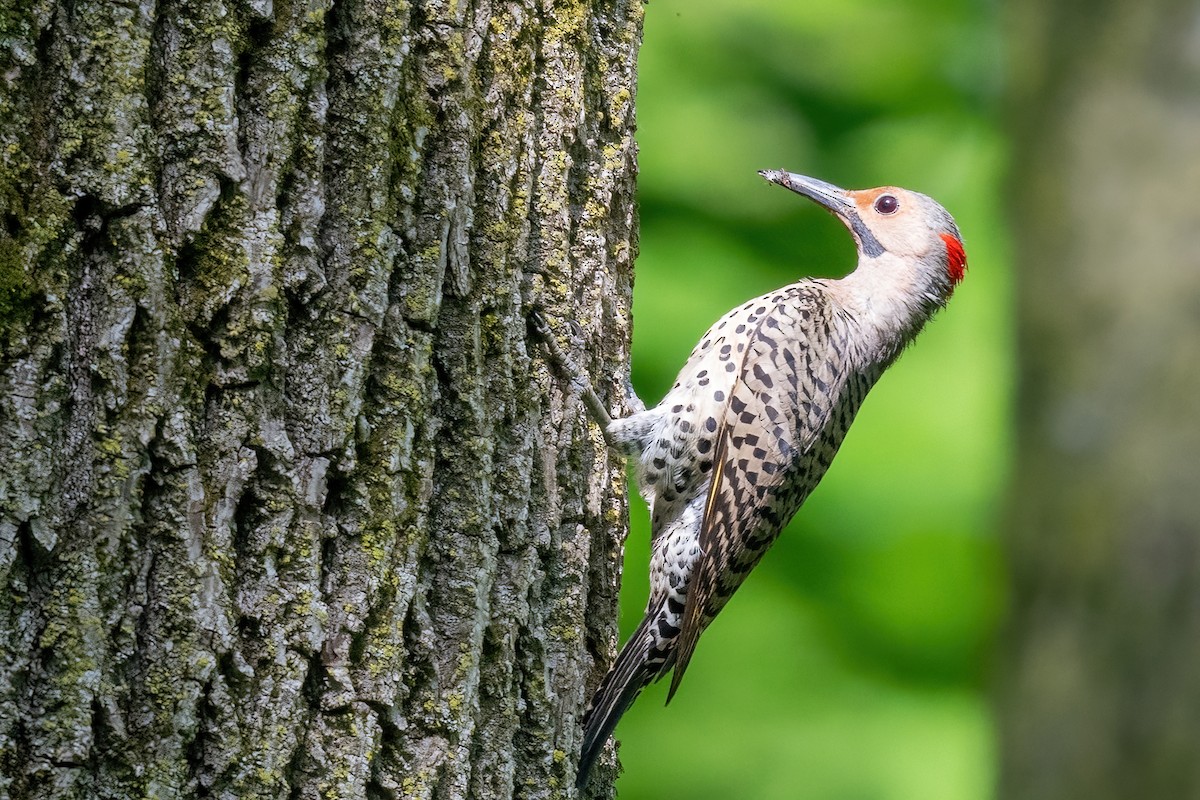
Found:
0,1 -> 641,798
1000,1 -> 1200,797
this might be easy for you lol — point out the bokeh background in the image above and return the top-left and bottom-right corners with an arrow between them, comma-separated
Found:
613,1 -> 1010,797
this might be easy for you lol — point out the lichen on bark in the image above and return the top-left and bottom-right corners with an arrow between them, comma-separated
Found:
0,0 -> 643,797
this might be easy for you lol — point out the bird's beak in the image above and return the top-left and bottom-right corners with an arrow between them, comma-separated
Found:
758,170 -> 855,218
759,169 -> 885,258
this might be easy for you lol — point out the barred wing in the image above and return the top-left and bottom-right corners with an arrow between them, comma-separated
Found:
668,288 -> 855,700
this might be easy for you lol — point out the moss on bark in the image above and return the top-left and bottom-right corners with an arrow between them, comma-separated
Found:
0,1 -> 642,797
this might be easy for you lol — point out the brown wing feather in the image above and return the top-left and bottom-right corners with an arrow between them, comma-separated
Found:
668,290 -> 840,701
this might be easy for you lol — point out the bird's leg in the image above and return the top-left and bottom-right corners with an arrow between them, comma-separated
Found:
529,309 -> 654,457
529,309 -> 619,436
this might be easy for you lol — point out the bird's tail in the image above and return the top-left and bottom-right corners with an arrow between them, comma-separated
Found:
576,600 -> 667,788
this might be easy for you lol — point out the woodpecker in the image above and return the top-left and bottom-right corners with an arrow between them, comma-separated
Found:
563,171 -> 967,788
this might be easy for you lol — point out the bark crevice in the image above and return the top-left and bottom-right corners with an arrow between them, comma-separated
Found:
0,1 -> 642,797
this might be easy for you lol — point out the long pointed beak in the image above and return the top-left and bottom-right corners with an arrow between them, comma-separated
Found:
759,169 -> 885,258
758,170 -> 855,217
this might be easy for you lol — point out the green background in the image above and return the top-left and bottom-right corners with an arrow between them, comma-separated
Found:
612,0 -> 1011,797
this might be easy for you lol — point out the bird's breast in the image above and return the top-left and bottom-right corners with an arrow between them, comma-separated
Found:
636,305 -> 766,530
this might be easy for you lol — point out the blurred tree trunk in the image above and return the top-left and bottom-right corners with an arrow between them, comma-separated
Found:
1001,1 -> 1200,798
0,1 -> 641,798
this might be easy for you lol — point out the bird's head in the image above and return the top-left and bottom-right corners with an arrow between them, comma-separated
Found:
759,170 -> 967,308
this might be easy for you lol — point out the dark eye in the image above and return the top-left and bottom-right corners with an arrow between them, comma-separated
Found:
874,194 -> 899,215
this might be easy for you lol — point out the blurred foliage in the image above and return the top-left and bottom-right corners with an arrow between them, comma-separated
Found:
612,0 -> 1012,797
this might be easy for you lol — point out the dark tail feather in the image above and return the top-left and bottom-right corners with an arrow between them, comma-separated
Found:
576,604 -> 664,789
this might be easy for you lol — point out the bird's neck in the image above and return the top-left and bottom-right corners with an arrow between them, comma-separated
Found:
827,254 -> 944,368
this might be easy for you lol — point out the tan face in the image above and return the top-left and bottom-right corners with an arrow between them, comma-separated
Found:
759,171 -> 966,289
846,187 -> 935,260
848,187 -> 967,287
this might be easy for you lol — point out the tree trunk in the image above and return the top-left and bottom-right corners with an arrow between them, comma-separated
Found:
1000,1 -> 1200,797
0,1 -> 641,798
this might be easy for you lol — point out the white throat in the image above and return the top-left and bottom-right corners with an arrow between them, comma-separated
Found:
829,252 -> 944,367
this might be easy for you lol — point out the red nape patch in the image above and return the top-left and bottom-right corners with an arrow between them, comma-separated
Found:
940,233 -> 967,284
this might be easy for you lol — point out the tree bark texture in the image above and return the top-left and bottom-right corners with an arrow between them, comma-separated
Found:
1001,1 -> 1200,798
0,1 -> 641,798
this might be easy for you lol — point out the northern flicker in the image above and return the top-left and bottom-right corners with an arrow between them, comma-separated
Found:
552,171 -> 967,788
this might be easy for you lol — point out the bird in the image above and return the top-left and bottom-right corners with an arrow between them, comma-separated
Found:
566,170 -> 967,788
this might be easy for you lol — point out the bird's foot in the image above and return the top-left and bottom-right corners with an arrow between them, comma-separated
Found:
528,308 -> 622,439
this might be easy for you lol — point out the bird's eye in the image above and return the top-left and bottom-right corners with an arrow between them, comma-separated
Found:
874,194 -> 899,215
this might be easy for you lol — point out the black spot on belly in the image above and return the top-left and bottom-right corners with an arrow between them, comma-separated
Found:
752,363 -> 774,388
